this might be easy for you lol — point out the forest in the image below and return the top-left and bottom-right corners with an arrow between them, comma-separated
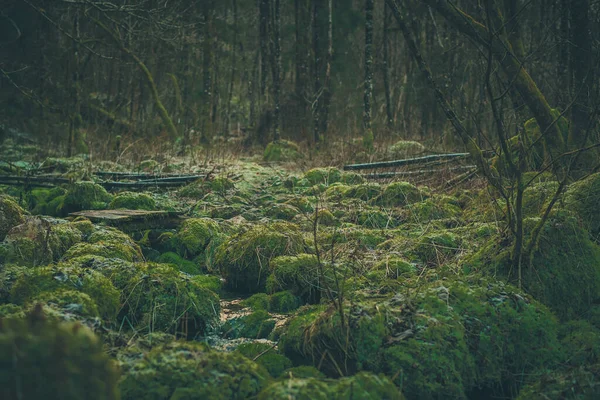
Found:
0,0 -> 599,399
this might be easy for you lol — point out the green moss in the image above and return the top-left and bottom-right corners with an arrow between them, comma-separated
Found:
564,172 -> 600,240
58,182 -> 113,215
10,265 -> 120,320
109,192 -> 156,210
370,257 -> 416,279
559,320 -> 600,366
357,209 -> 396,229
63,226 -> 143,262
258,378 -> 332,400
0,307 -> 120,400
413,231 -> 461,266
236,342 -> 293,378
388,140 -> 426,158
336,372 -> 403,400
522,180 -> 560,216
344,183 -> 382,201
304,168 -> 343,186
216,222 -> 305,293
222,309 -> 276,339
324,184 -> 352,200
28,289 -> 100,320
119,341 -> 270,399
407,198 -> 462,222
316,209 -> 338,226
375,181 -> 424,207
0,303 -> 25,319
0,194 -> 26,241
242,293 -> 270,311
267,254 -> 320,302
471,212 -> 600,320
191,274 -> 222,293
266,204 -> 299,221
211,176 -> 235,192
28,187 -> 66,216
59,255 -> 141,291
121,263 -> 220,336
516,364 -> 600,400
280,366 -> 325,379
174,218 -> 221,258
340,172 -> 365,185
157,251 -> 201,275
269,291 -> 301,313
264,140 -> 303,162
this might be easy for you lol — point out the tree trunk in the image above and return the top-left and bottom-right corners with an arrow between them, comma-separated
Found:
318,0 -> 333,137
383,2 -> 394,130
312,0 -> 321,144
363,0 -> 375,148
272,0 -> 282,141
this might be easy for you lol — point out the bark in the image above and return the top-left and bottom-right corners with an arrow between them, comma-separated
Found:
273,0 -> 282,141
225,0 -> 238,135
363,0 -> 374,134
318,0 -> 333,137
383,3 -> 394,130
312,0 -> 321,143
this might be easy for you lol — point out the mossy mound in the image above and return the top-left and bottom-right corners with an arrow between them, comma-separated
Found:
407,197 -> 462,223
211,176 -> 235,192
375,181 -> 424,207
388,140 -> 426,158
280,366 -> 325,379
413,231 -> 461,266
119,341 -> 270,400
303,167 -> 343,186
58,182 -> 113,215
1,217 -> 82,266
267,254 -> 320,302
0,307 -> 120,400
156,251 -> 201,275
279,278 -> 560,398
121,263 -> 220,336
370,257 -> 416,279
64,226 -> 143,262
264,140 -> 303,162
258,372 -> 403,399
357,209 -> 397,229
222,310 -> 276,339
266,204 -> 299,221
216,222 -> 305,293
522,180 -> 559,216
58,254 -> 141,291
174,218 -> 221,258
27,289 -> 100,321
109,192 -> 156,210
236,342 -> 293,378
27,187 -> 67,216
0,195 -> 26,241
242,293 -> 270,311
564,172 -> 600,240
344,183 -> 382,201
269,291 -> 301,313
191,274 -> 223,293
10,265 -> 120,320
470,212 -> 600,320
516,364 -> 600,399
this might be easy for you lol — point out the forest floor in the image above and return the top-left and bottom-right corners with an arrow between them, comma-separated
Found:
0,138 -> 599,399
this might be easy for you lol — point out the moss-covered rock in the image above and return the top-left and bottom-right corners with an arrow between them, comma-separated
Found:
304,168 -> 343,186
236,342 -> 293,378
267,254 -> 320,302
211,176 -> 235,192
407,197 -> 462,222
121,263 -> 220,336
119,340 -> 270,399
10,265 -> 120,320
357,209 -> 397,229
280,366 -> 325,379
266,204 -> 299,221
242,293 -> 270,311
1,217 -> 82,266
109,192 -> 156,210
0,306 -> 120,400
522,180 -> 560,216
156,251 -> 201,275
269,291 -> 301,313
174,218 -> 221,258
58,254 -> 141,292
264,140 -> 303,162
63,226 -> 143,262
375,181 -> 424,207
413,231 -> 461,266
370,257 -> 416,280
0,195 -> 26,241
191,274 -> 223,293
388,140 -> 426,158
258,377 -> 332,400
57,182 -> 113,215
469,212 -> 600,320
344,183 -> 382,201
222,309 -> 276,339
27,187 -> 66,216
516,364 -> 600,400
27,289 -> 100,321
216,222 -> 305,293
564,172 -> 600,240
335,372 -> 404,400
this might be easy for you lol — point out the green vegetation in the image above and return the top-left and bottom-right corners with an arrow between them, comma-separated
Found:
109,192 -> 156,210
0,306 -> 120,400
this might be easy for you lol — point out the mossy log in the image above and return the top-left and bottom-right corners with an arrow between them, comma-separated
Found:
69,209 -> 184,231
344,153 -> 470,171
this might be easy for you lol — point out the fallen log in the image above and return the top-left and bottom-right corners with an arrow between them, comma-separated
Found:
362,165 -> 476,179
343,153 -> 470,171
69,209 -> 184,231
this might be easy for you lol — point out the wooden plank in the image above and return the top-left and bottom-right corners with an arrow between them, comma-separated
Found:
362,165 -> 476,179
69,209 -> 184,231
343,153 -> 470,171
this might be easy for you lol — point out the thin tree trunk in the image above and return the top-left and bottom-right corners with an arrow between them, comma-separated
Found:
363,0 -> 375,148
273,0 -> 282,141
312,0 -> 321,144
225,0 -> 238,135
383,2 -> 394,130
318,0 -> 333,137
